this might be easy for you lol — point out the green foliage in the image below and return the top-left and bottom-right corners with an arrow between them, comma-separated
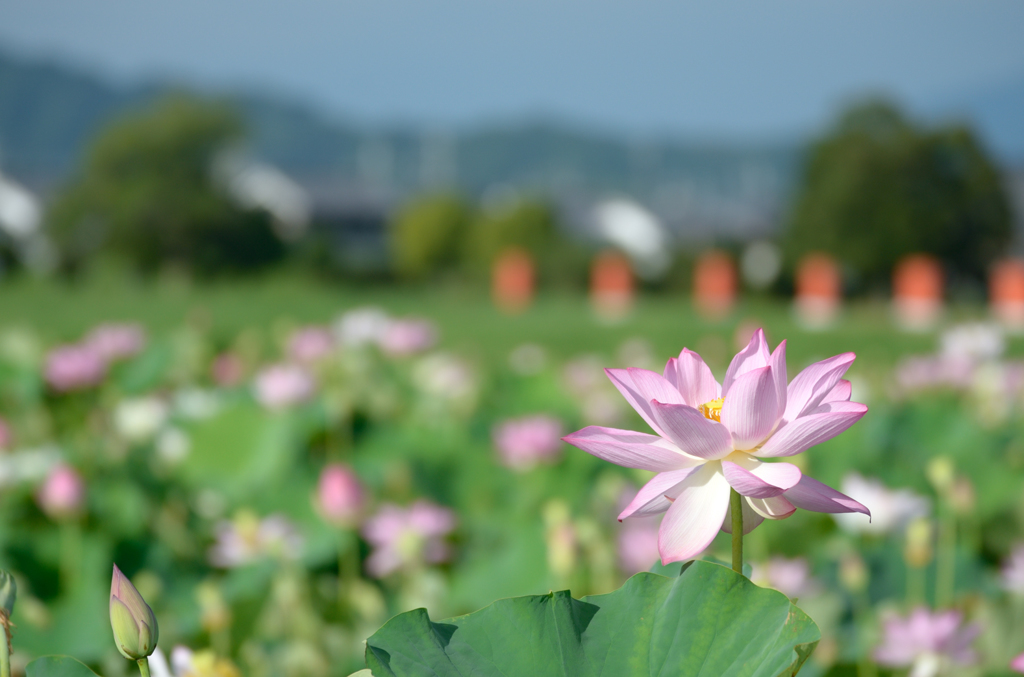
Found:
464,200 -> 556,272
25,657 -> 100,677
784,100 -> 1011,287
48,95 -> 285,276
365,561 -> 820,677
388,194 -> 472,279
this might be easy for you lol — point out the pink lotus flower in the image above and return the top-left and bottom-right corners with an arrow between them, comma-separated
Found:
380,319 -> 437,356
362,501 -> 456,578
750,556 -> 820,599
316,463 -> 365,527
492,415 -> 564,470
208,512 -> 303,568
617,517 -> 661,575
563,329 -> 869,564
874,608 -> 979,677
45,344 -> 106,392
1001,544 -> 1024,593
287,326 -> 335,363
1012,652 -> 1024,674
37,463 -> 85,518
85,323 -> 145,361
253,364 -> 315,410
211,352 -> 245,387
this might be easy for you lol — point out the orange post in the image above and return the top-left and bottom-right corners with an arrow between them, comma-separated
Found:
590,250 -> 634,321
795,252 -> 841,328
893,254 -> 944,331
990,258 -> 1024,331
492,247 -> 535,315
694,250 -> 737,320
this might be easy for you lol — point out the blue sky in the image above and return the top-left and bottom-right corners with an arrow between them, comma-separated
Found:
2,0 -> 1023,140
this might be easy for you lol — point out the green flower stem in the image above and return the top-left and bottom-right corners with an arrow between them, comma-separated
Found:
136,658 -> 151,677
0,619 -> 10,677
730,489 -> 743,574
59,520 -> 82,594
936,505 -> 957,609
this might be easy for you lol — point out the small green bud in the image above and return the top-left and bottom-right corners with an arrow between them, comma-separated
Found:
0,570 -> 16,617
110,564 -> 159,660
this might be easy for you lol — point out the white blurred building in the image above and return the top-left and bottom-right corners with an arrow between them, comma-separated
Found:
590,198 -> 672,281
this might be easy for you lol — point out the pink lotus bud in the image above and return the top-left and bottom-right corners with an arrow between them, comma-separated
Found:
85,323 -> 145,361
317,463 -> 365,527
45,344 -> 106,392
37,463 -> 85,518
287,327 -> 335,363
0,418 -> 11,450
253,364 -> 315,410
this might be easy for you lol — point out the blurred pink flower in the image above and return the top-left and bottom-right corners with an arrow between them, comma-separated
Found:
362,500 -> 456,578
45,344 -> 106,392
1001,544 -> 1024,593
208,512 -> 303,568
1012,652 -> 1024,674
37,463 -> 85,518
492,415 -> 564,470
380,319 -> 437,356
617,517 -> 661,575
85,323 -> 146,361
874,608 -> 979,677
287,326 -> 335,363
253,364 -> 315,410
316,463 -> 365,527
563,329 -> 869,564
0,418 -> 11,450
750,556 -> 820,599
211,352 -> 245,387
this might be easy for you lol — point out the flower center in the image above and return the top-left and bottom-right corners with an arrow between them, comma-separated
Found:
698,397 -> 725,422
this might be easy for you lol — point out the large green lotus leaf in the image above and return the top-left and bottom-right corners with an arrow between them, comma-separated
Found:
25,656 -> 100,677
178,402 -> 296,498
366,560 -> 819,677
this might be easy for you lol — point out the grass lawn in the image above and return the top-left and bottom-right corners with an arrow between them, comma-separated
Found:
0,271 -> 1011,376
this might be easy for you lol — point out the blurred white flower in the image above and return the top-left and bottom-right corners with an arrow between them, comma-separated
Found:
173,388 -> 222,420
114,397 -> 168,443
834,473 -> 929,535
0,446 -> 61,487
156,427 -> 191,464
412,353 -> 476,402
334,307 -> 391,347
940,323 -> 1005,363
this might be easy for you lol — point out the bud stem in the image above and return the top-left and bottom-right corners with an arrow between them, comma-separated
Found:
730,489 -> 743,574
0,621 -> 10,677
136,658 -> 151,677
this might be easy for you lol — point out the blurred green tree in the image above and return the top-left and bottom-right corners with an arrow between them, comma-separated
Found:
465,200 -> 556,271
48,95 -> 284,276
783,101 -> 1012,287
388,194 -> 472,279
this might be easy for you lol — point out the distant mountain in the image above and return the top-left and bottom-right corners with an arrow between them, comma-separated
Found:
0,48 -> 811,240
